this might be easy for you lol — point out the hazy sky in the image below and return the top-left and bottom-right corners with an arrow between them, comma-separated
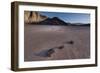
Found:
40,11 -> 90,24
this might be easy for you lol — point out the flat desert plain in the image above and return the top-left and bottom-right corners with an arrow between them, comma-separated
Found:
24,24 -> 90,61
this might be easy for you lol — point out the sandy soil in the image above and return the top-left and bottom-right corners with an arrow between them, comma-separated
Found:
24,24 -> 90,61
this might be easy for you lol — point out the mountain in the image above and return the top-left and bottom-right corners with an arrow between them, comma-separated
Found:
24,11 -> 68,25
24,11 -> 90,26
39,17 -> 68,25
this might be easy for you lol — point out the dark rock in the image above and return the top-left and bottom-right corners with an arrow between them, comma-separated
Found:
57,45 -> 64,49
64,40 -> 74,45
47,49 -> 55,57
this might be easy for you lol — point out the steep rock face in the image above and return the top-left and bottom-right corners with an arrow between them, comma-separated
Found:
24,11 -> 47,23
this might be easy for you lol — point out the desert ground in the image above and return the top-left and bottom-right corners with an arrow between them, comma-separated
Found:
24,24 -> 90,61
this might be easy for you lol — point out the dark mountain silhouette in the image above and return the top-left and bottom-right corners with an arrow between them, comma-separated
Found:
31,17 -> 90,26
37,17 -> 69,25
68,23 -> 90,26
28,16 -> 90,26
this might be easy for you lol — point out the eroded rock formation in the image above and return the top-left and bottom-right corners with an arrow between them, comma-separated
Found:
24,11 -> 47,24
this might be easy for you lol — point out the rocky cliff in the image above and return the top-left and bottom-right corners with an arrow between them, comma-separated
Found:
24,11 -> 47,23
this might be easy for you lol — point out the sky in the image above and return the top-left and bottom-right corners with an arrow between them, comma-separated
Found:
40,11 -> 90,24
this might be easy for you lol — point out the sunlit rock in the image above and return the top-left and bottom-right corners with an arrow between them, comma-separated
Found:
24,11 -> 47,24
